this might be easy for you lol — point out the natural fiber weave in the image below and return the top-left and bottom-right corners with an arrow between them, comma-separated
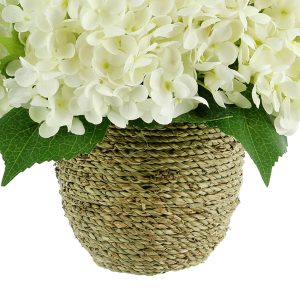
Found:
56,124 -> 244,275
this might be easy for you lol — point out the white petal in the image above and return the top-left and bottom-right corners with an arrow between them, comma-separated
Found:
212,91 -> 227,108
150,0 -> 174,16
29,107 -> 49,123
173,74 -> 197,99
108,110 -> 128,128
120,102 -> 139,120
81,10 -> 99,30
85,110 -> 103,125
130,85 -> 148,102
173,99 -> 197,118
192,96 -> 209,106
196,62 -> 221,72
15,67 -> 38,88
228,92 -> 252,109
2,5 -> 23,23
39,122 -> 59,138
183,28 -> 198,50
70,118 -> 85,135
36,79 -> 59,98
280,81 -> 300,99
252,86 -> 261,108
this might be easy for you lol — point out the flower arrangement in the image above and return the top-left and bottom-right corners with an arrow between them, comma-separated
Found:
0,0 -> 298,186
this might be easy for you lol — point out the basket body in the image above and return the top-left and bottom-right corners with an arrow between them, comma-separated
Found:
56,124 -> 244,275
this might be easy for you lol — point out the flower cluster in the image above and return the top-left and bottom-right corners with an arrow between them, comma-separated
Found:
0,0 -> 300,137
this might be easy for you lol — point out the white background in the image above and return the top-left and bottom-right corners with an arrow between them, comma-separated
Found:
0,133 -> 299,300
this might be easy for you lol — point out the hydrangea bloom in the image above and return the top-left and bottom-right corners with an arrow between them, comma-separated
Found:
0,0 -> 300,137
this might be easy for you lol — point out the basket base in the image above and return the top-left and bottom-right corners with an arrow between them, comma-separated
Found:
56,124 -> 244,275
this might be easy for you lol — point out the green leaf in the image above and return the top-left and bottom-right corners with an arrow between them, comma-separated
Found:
173,103 -> 233,124
200,87 -> 288,186
0,31 -> 25,75
0,108 -> 110,186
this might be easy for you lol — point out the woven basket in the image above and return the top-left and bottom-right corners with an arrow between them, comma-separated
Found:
55,124 -> 244,275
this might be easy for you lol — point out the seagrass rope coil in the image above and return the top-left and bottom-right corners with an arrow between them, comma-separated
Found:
56,123 -> 244,275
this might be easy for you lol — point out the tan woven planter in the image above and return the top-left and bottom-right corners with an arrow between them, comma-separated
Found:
56,124 -> 244,275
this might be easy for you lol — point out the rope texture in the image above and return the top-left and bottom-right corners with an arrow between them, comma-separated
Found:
56,124 -> 244,275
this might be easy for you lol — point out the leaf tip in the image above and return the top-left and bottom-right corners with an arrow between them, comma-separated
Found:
1,176 -> 10,187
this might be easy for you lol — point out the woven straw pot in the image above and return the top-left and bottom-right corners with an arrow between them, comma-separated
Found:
56,124 -> 244,275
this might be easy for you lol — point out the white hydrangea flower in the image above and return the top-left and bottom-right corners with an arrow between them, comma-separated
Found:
0,0 -> 299,137
80,0 -> 126,31
263,0 -> 300,29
